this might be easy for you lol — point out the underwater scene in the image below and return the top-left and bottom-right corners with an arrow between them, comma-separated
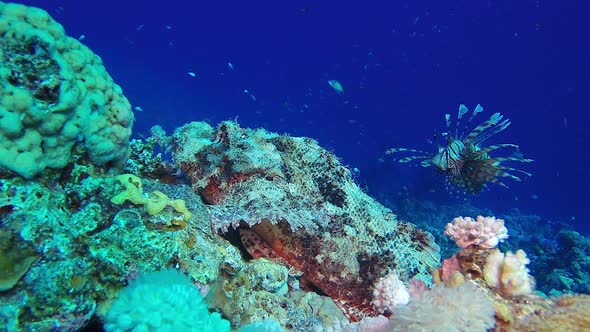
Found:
0,0 -> 589,331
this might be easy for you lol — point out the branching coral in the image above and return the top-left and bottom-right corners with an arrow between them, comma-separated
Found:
444,215 -> 508,249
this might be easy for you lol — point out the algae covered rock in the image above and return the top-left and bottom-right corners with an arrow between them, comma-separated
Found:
0,168 -> 243,331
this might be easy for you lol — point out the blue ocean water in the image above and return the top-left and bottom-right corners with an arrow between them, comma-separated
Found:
19,0 -> 589,234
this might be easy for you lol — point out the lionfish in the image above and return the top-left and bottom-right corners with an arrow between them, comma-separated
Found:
386,104 -> 532,194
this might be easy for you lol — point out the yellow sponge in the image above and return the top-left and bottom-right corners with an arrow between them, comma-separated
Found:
111,174 -> 192,223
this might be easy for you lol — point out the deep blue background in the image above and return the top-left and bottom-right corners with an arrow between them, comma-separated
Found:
17,0 -> 589,233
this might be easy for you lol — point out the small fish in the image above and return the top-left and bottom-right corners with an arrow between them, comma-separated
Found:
78,34 -> 85,41
165,25 -> 172,30
328,80 -> 344,94
136,24 -> 144,31
187,72 -> 196,77
134,106 -> 143,112
227,62 -> 234,70
243,89 -> 256,101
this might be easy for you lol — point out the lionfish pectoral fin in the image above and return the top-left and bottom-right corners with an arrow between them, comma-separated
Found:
399,155 -> 431,163
494,156 -> 533,164
497,171 -> 522,181
469,144 -> 516,160
491,178 -> 510,188
496,166 -> 533,179
386,147 -> 430,154
387,147 -> 433,166
420,160 -> 432,167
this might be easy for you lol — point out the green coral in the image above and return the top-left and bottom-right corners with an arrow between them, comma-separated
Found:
2,35 -> 61,105
0,229 -> 37,291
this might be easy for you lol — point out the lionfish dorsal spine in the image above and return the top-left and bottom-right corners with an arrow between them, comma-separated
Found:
463,112 -> 508,147
472,118 -> 511,147
467,104 -> 484,124
454,104 -> 470,138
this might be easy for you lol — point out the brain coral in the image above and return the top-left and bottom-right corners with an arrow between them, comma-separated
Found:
0,2 -> 133,178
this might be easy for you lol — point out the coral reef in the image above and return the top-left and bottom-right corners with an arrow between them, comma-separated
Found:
444,215 -> 508,249
0,229 -> 38,291
428,217 -> 590,332
394,198 -> 590,296
111,173 -> 191,228
1,2 -> 589,331
0,2 -> 133,178
513,294 -> 590,331
105,269 -> 231,332
0,167 -> 243,331
371,270 -> 410,315
389,282 -> 496,332
207,258 -> 324,330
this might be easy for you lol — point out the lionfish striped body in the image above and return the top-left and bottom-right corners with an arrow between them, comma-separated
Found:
386,104 -> 532,194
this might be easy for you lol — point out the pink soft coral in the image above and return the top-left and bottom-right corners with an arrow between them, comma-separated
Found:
371,270 -> 410,315
444,216 -> 508,249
